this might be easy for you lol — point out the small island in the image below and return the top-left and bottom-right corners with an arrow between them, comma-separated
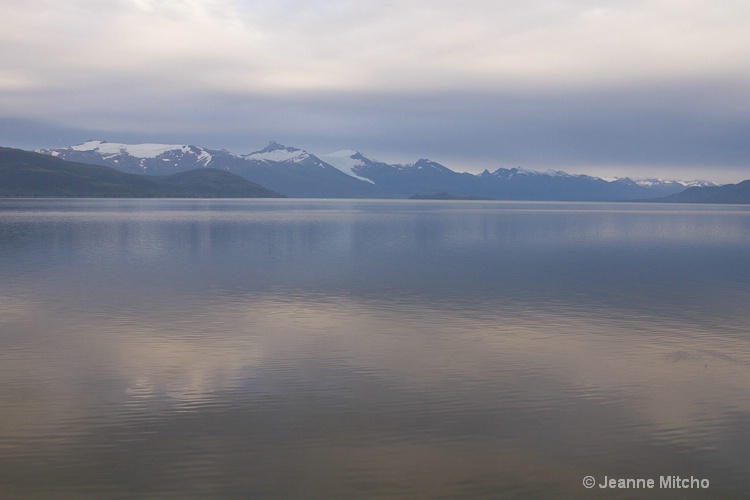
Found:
409,192 -> 495,201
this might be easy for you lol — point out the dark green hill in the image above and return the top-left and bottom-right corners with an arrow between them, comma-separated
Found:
656,180 -> 750,204
160,168 -> 284,198
0,147 -> 284,198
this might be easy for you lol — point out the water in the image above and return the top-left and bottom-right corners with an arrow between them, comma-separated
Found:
1,199 -> 749,498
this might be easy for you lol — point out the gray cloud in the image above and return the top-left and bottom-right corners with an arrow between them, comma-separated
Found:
2,0 -> 750,182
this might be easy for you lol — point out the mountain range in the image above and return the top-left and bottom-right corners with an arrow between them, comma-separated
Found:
38,140 -> 718,200
0,147 -> 284,198
656,179 -> 750,204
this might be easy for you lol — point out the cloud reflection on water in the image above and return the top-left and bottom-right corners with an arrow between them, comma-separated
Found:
1,199 -> 749,497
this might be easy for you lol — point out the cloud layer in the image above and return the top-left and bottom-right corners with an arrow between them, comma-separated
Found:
2,0 -> 750,181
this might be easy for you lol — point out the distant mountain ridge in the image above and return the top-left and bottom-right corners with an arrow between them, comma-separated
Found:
0,147 -> 284,198
654,180 -> 750,204
39,140 -> 719,200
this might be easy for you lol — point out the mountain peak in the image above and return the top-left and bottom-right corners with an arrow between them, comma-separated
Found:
243,141 -> 311,164
410,158 -> 451,172
259,141 -> 300,154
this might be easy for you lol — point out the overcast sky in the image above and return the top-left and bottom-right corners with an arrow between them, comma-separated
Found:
2,0 -> 749,182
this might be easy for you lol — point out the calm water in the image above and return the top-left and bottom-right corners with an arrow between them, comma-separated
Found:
1,199 -> 750,499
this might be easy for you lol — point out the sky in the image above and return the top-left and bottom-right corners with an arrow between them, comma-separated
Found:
1,0 -> 749,182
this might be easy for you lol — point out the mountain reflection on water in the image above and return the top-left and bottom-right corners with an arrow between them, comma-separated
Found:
1,199 -> 749,498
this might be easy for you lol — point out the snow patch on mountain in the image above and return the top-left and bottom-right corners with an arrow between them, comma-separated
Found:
245,149 -> 308,162
319,150 -> 375,184
482,167 -> 568,179
244,142 -> 310,163
609,177 -> 718,188
196,150 -> 213,165
71,140 -> 191,159
512,168 -> 538,176
543,169 -> 575,178
633,178 -> 717,188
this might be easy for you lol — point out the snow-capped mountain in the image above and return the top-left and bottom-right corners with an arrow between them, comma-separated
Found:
242,141 -> 308,163
630,178 -> 717,189
657,179 -> 750,204
231,142 -> 379,197
38,140 -> 715,200
481,167 -> 582,179
39,140 -> 229,176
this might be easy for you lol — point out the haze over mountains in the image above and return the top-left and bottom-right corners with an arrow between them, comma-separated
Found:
39,140 -> 718,201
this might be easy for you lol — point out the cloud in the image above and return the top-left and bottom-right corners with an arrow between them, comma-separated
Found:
2,0 -> 750,181
5,0 -> 749,94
